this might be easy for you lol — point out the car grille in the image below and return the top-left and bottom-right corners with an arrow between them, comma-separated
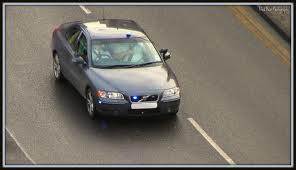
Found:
130,95 -> 158,102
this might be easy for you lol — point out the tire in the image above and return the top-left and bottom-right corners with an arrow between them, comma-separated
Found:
170,111 -> 178,116
53,53 -> 64,81
169,109 -> 179,116
86,88 -> 97,120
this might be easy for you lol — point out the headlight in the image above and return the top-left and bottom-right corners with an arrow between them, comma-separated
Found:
162,87 -> 180,98
97,90 -> 124,100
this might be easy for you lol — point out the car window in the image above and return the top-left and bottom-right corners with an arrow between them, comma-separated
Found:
67,29 -> 81,49
65,26 -> 77,40
77,33 -> 88,63
91,38 -> 162,67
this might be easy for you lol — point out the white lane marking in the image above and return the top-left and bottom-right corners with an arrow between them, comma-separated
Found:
79,5 -> 91,14
187,118 -> 236,165
5,128 -> 36,165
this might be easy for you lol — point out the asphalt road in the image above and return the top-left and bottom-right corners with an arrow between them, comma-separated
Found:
5,130 -> 32,164
5,5 -> 291,165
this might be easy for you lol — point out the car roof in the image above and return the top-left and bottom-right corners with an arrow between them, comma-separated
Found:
79,19 -> 149,40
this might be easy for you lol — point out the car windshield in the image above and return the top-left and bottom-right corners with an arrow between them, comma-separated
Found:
91,38 -> 162,68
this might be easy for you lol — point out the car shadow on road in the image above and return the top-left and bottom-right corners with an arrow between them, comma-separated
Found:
52,77 -> 183,142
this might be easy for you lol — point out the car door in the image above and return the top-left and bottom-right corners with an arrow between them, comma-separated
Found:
61,26 -> 81,86
71,31 -> 90,96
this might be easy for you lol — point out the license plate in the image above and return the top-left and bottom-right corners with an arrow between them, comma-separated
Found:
131,102 -> 158,109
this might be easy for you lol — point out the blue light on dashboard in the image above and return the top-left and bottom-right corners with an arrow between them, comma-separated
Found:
126,33 -> 131,38
132,96 -> 138,100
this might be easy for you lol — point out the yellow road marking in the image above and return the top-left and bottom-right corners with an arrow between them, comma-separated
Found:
229,6 -> 290,68
236,7 -> 290,58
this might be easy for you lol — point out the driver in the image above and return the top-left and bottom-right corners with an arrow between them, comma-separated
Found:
92,43 -> 111,63
107,43 -> 134,62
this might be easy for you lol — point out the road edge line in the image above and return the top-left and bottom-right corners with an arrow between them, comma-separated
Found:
229,6 -> 290,67
79,5 -> 92,14
5,128 -> 36,165
187,118 -> 236,165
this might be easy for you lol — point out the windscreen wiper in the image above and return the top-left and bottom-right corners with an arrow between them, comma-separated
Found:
100,64 -> 134,68
99,61 -> 162,69
126,61 -> 163,68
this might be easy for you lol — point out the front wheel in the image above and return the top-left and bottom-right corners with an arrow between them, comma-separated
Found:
86,89 -> 97,120
170,111 -> 178,116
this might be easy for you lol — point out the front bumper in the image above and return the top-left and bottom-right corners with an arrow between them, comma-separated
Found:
95,98 -> 180,117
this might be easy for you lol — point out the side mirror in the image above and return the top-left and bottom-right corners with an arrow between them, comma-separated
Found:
72,55 -> 86,65
163,52 -> 171,60
160,48 -> 171,61
160,48 -> 168,54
